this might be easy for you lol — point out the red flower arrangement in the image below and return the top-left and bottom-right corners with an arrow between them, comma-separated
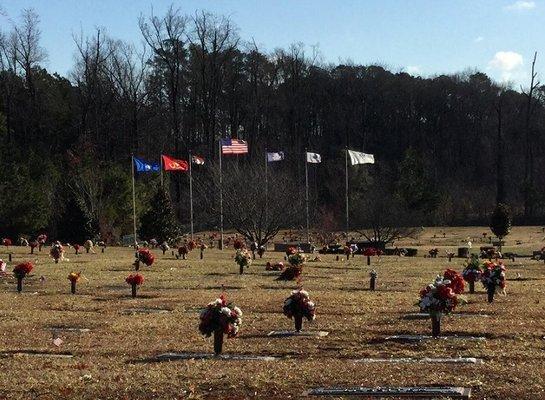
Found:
37,234 -> 47,244
283,289 -> 316,321
3,238 -> 12,247
137,248 -> 155,266
233,238 -> 245,250
73,244 -> 81,254
178,245 -> 189,259
199,294 -> 243,338
187,240 -> 196,251
286,246 -> 297,256
29,240 -> 38,250
443,268 -> 465,294
13,261 -> 33,278
418,276 -> 460,316
363,247 -> 382,256
481,261 -> 506,289
126,273 -> 144,286
266,261 -> 284,271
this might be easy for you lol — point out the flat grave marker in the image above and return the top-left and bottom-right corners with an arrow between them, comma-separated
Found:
403,312 -> 490,320
154,352 -> 278,361
121,308 -> 172,315
385,334 -> 486,342
267,330 -> 329,337
354,357 -> 483,364
0,350 -> 74,359
302,386 -> 471,398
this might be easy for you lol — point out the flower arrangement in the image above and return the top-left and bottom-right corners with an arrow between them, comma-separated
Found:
443,268 -> 465,294
149,239 -> 158,248
370,269 -> 378,290
3,238 -> 12,247
68,271 -> 81,294
428,248 -> 439,258
462,255 -> 482,293
277,250 -> 306,281
257,245 -> 266,258
199,294 -> 242,338
343,246 -> 353,257
13,261 -> 33,292
266,261 -> 284,271
0,259 -> 6,275
288,250 -> 306,267
481,261 -> 506,302
160,242 -> 170,255
187,240 -> 196,251
178,245 -> 189,259
136,248 -> 155,266
126,273 -> 144,298
13,261 -> 33,277
37,234 -> 47,244
126,273 -> 144,286
286,246 -> 297,256
235,248 -> 252,274
73,244 -> 81,254
363,247 -> 378,256
233,238 -> 245,250
283,289 -> 316,321
418,276 -> 460,316
83,240 -> 93,253
50,242 -> 64,263
29,240 -> 38,254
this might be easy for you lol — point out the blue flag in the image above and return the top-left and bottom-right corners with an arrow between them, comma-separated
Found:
133,157 -> 159,172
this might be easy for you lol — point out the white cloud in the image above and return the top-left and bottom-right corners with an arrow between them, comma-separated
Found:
504,1 -> 536,11
488,51 -> 524,81
406,65 -> 421,76
474,36 -> 484,43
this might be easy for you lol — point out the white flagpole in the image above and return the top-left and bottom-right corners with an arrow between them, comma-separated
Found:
131,155 -> 137,248
305,150 -> 310,244
219,140 -> 224,250
189,150 -> 194,241
345,148 -> 349,240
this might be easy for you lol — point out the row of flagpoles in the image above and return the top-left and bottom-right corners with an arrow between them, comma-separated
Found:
131,139 -> 374,247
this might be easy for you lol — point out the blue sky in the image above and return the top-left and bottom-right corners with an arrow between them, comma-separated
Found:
0,0 -> 542,87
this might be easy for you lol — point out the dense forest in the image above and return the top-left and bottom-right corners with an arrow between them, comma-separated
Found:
1,7 -> 544,243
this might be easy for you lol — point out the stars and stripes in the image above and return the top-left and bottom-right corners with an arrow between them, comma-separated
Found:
221,138 -> 248,155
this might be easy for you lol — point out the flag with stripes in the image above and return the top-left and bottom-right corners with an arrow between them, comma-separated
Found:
348,150 -> 375,165
221,138 -> 248,155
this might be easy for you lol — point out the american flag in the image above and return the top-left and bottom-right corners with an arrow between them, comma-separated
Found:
221,138 -> 248,155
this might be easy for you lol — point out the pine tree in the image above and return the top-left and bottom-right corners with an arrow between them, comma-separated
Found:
490,203 -> 511,251
139,187 -> 180,242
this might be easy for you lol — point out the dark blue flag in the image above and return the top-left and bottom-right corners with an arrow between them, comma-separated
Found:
133,157 -> 159,172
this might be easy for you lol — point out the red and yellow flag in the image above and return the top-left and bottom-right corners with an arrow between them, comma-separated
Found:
162,155 -> 189,171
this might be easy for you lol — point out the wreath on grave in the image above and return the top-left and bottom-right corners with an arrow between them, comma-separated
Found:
283,289 -> 316,321
199,294 -> 242,338
136,248 -> 155,266
443,268 -> 465,294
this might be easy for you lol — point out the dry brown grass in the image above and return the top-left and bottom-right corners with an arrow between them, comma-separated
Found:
1,226 -> 545,399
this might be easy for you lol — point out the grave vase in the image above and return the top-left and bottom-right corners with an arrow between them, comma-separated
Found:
370,275 -> 376,291
239,264 -> 244,275
131,283 -> 137,298
487,282 -> 496,303
71,281 -> 76,294
213,329 -> 223,355
134,260 -> 140,271
431,313 -> 441,337
200,250 -> 204,259
469,281 -> 475,294
294,313 -> 303,332
16,275 -> 23,293
367,255 -> 371,266
8,253 -> 12,262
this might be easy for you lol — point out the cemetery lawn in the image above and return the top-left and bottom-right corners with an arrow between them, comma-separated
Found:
1,226 -> 545,399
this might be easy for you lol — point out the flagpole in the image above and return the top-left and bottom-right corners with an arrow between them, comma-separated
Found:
219,139 -> 224,250
305,149 -> 310,244
265,149 -> 268,219
160,154 -> 164,187
189,150 -> 194,241
345,147 -> 349,240
131,155 -> 137,248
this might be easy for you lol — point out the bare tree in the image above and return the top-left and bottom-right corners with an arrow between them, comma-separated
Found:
196,160 -> 303,246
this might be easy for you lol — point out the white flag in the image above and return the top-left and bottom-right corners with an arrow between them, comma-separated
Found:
267,151 -> 285,162
348,150 -> 374,165
306,152 -> 321,163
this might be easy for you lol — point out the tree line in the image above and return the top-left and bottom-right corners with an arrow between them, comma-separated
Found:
1,6 -> 544,243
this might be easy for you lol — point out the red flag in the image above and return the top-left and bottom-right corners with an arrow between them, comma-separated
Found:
162,155 -> 189,171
